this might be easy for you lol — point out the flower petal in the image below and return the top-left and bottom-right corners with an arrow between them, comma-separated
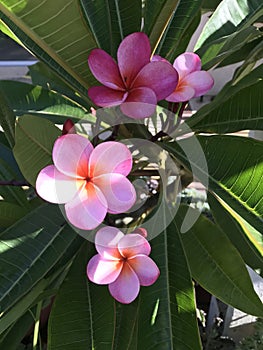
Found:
93,174 -> 136,214
109,263 -> 140,303
118,233 -> 151,258
87,255 -> 123,284
173,52 -> 201,79
65,182 -> 107,230
36,165 -> 82,204
89,141 -> 133,177
120,87 -> 157,119
117,32 -> 151,87
88,48 -> 125,90
52,134 -> 93,178
88,86 -> 127,108
132,61 -> 179,100
95,226 -> 124,260
184,70 -> 214,97
165,82 -> 195,102
128,255 -> 160,286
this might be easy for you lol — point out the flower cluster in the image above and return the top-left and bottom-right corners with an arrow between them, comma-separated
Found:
36,32 -> 213,304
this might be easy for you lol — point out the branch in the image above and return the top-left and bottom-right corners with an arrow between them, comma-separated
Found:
0,180 -> 30,186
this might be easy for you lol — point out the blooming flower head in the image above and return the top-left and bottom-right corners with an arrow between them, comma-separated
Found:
87,226 -> 160,304
166,52 -> 214,102
36,134 -> 136,230
88,32 -> 178,119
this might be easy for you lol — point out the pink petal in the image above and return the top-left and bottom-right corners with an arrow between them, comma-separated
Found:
120,87 -> 157,119
95,226 -> 124,260
128,255 -> 160,286
173,52 -> 201,79
109,263 -> 140,303
52,134 -> 93,178
87,255 -> 123,284
88,86 -> 127,107
93,174 -> 136,214
88,49 -> 125,90
132,61 -> 178,100
117,32 -> 151,87
165,82 -> 195,102
184,71 -> 214,97
151,55 -> 167,62
118,234 -> 151,258
65,182 -> 107,230
36,165 -> 83,204
89,141 -> 133,177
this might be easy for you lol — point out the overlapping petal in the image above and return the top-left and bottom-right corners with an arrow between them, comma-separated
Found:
117,32 -> 151,87
36,165 -> 82,204
173,52 -> 201,79
133,61 -> 178,100
120,87 -> 157,119
128,255 -> 160,286
184,71 -> 214,97
95,226 -> 124,260
65,182 -> 107,230
88,49 -> 124,90
118,234 -> 151,258
87,255 -> 123,284
88,86 -> 127,107
166,84 -> 195,102
52,134 -> 93,178
89,141 -> 133,177
108,263 -> 140,304
93,174 -> 136,214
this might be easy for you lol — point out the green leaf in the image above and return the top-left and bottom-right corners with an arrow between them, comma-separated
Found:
0,90 -> 15,148
0,204 -> 80,314
201,0 -> 222,11
48,243 -> 115,350
161,135 -> 263,233
0,81 -> 90,124
208,193 -> 263,273
137,215 -> 202,349
13,115 -> 61,186
195,0 -> 263,50
0,202 -> 28,228
0,0 -> 97,97
178,205 -> 263,317
144,0 -> 180,54
187,64 -> 263,133
80,0 -> 142,56
157,0 -> 202,62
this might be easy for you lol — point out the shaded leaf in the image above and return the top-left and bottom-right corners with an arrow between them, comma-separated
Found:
0,202 -> 28,228
0,90 -> 15,148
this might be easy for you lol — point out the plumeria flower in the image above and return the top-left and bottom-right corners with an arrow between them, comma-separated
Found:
87,226 -> 160,304
36,134 -> 136,230
88,32 -> 178,119
166,52 -> 214,102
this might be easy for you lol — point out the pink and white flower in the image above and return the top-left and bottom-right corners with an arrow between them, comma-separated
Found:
36,134 -> 136,230
166,52 -> 214,102
88,32 -> 178,119
87,226 -> 160,304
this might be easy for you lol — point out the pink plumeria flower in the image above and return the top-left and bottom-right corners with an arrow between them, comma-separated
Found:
166,52 -> 214,102
87,226 -> 160,304
88,32 -> 178,119
36,134 -> 136,230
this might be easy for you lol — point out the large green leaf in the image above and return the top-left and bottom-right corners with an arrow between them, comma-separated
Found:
137,215 -> 201,349
0,90 -> 15,148
157,0 -> 202,62
0,204 -> 82,314
178,206 -> 263,317
48,243 -> 116,350
0,202 -> 28,228
13,115 -> 61,186
195,0 -> 263,50
0,0 -> 97,97
187,64 -> 263,133
80,0 -> 142,57
162,135 -> 263,233
0,81 -> 90,123
208,193 -> 263,273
